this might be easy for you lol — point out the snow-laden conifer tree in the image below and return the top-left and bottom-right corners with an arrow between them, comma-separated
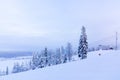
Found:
43,47 -> 48,67
31,52 -> 39,69
63,54 -> 67,63
66,43 -> 73,61
78,26 -> 88,59
61,46 -> 65,63
12,63 -> 21,73
56,48 -> 62,64
6,66 -> 8,75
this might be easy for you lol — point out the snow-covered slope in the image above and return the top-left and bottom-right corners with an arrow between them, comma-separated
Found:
0,56 -> 31,73
0,50 -> 120,80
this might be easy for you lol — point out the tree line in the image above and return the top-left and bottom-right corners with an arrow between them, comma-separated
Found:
0,26 -> 88,75
31,26 -> 88,70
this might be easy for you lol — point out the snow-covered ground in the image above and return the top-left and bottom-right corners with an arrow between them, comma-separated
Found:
0,50 -> 120,80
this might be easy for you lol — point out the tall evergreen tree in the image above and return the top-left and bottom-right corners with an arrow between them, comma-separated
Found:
78,26 -> 88,59
44,47 -> 48,66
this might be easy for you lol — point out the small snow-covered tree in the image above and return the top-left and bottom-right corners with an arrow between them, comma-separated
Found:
66,43 -> 73,61
6,66 -> 8,75
63,54 -> 67,63
37,53 -> 42,68
12,63 -> 21,73
61,46 -> 65,63
56,48 -> 62,64
38,52 -> 45,68
20,62 -> 29,72
12,62 -> 29,73
78,26 -> 88,59
47,50 -> 53,66
31,52 -> 39,69
31,48 -> 49,69
51,51 -> 57,65
44,47 -> 48,66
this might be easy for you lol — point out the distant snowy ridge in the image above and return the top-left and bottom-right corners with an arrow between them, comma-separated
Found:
0,51 -> 32,58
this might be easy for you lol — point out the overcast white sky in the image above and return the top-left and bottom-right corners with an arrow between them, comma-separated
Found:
0,0 -> 120,51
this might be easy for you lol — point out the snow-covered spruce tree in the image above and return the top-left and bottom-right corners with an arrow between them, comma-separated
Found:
63,54 -> 67,63
78,26 -> 88,59
47,51 -> 51,66
66,43 -> 73,61
37,52 -> 44,68
44,47 -> 48,66
31,52 -> 39,69
61,46 -> 65,63
12,63 -> 21,73
6,66 -> 8,75
56,48 -> 62,64
36,49 -> 47,68
31,48 -> 49,68
51,51 -> 57,65
20,62 -> 29,72
47,50 -> 53,66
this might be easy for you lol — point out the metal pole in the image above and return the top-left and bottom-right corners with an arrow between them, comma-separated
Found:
116,32 -> 118,50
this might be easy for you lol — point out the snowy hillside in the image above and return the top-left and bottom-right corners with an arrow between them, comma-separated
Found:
0,56 -> 31,73
0,50 -> 120,80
